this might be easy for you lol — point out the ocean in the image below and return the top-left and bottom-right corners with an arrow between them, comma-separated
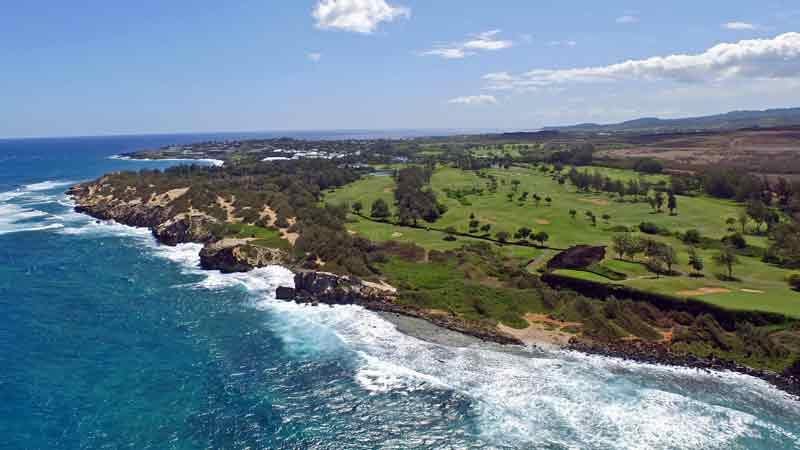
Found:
1,134 -> 799,449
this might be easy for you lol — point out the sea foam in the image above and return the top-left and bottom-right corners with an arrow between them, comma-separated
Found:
42,194 -> 800,449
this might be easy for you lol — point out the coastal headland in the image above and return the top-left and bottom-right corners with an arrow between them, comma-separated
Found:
69,131 -> 800,396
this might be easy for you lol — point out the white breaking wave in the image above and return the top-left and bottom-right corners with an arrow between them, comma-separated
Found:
109,155 -> 224,167
0,179 -> 89,236
22,180 -> 75,191
144,242 -> 800,448
57,210 -> 800,449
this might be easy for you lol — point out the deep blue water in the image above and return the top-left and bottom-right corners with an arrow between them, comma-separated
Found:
1,134 -> 800,449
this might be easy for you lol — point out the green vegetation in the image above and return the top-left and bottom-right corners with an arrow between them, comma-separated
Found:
326,162 -> 800,318
114,132 -> 800,375
215,223 -> 290,250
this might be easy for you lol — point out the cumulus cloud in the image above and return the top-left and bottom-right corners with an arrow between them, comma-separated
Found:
313,0 -> 410,34
616,15 -> 639,24
307,52 -> 322,62
448,95 -> 498,105
723,21 -> 757,30
422,30 -> 513,59
484,32 -> 800,91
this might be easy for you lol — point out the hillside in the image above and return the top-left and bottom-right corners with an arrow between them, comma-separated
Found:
546,107 -> 800,133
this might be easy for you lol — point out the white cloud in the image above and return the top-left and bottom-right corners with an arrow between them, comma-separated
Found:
307,52 -> 322,62
422,30 -> 513,59
616,15 -> 639,24
723,21 -> 757,30
484,32 -> 800,91
312,0 -> 410,34
448,95 -> 498,105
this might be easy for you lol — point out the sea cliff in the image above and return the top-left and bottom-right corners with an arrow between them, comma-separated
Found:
67,179 -> 523,346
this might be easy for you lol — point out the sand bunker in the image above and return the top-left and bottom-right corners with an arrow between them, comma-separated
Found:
391,232 -> 404,238
499,314 -> 582,347
740,289 -> 765,294
579,198 -> 610,206
536,219 -> 551,225
677,287 -> 732,297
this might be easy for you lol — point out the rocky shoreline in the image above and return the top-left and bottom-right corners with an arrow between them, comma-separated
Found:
67,180 -> 799,399
66,180 -> 522,346
568,339 -> 800,398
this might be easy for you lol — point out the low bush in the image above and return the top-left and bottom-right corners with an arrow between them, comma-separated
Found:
639,221 -> 667,235
788,273 -> 800,291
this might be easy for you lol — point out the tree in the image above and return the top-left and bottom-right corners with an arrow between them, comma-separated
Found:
655,191 -> 665,212
667,192 -> 678,215
496,231 -> 510,243
510,179 -> 521,193
722,232 -> 747,250
545,196 -> 552,206
688,247 -> 704,276
352,201 -> 363,215
714,246 -> 740,280
647,196 -> 657,212
533,231 -> 549,246
612,233 -> 634,260
682,229 -> 702,245
654,243 -> 678,274
469,219 -> 480,231
569,209 -> 577,220
767,222 -> 800,268
738,212 -> 749,234
394,166 -> 442,225
480,223 -> 492,234
746,199 -> 769,233
515,227 -> 533,240
370,198 -> 391,220
584,211 -> 597,227
602,213 -> 611,223
725,217 -> 737,232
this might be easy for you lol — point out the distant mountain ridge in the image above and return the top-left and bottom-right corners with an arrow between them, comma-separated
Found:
545,107 -> 800,133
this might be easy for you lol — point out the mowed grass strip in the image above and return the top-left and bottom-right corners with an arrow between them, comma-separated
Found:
326,164 -> 800,317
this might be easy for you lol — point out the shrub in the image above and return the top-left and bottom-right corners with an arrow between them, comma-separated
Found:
682,229 -> 702,245
788,273 -> 800,291
722,232 -> 747,250
639,222 -> 665,235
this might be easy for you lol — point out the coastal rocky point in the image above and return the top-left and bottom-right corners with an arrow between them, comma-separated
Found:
66,179 -> 523,346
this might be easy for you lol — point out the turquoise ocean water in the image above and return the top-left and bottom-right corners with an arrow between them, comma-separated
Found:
1,134 -> 799,449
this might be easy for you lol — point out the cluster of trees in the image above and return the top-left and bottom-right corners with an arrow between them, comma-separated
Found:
766,221 -> 800,269
702,168 -> 800,219
611,233 -> 679,276
612,233 -> 741,279
632,158 -> 664,174
394,167 -> 446,225
567,168 -> 664,201
547,143 -> 595,166
511,227 -> 550,246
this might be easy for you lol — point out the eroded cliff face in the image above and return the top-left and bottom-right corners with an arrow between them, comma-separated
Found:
67,180 -> 290,270
200,240 -> 290,273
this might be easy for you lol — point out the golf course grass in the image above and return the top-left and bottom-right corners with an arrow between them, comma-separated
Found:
325,164 -> 800,318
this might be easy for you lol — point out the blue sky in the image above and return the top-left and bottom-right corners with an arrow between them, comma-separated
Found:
2,0 -> 800,137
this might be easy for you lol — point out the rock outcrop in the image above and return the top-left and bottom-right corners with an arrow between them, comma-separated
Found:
199,240 -> 290,273
284,271 -> 524,346
68,181 -> 216,246
546,245 -> 606,271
